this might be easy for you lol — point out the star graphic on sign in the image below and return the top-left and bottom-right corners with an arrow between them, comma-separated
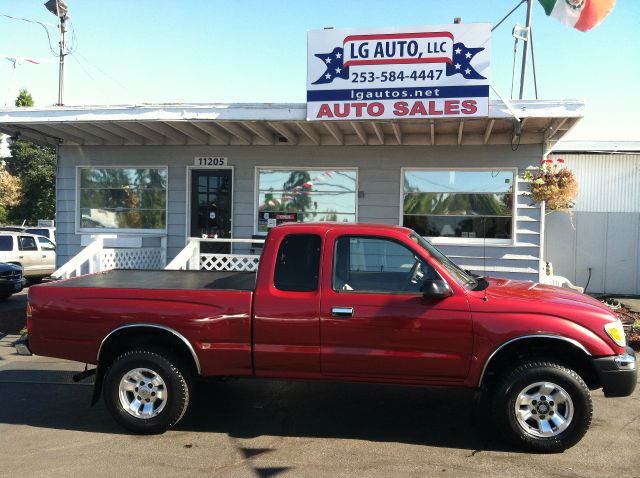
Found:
445,42 -> 486,80
312,46 -> 350,84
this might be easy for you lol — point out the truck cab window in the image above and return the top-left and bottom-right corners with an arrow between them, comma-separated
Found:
333,236 -> 438,293
274,234 -> 321,292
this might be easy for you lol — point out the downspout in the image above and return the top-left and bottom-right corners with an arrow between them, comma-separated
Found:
539,141 -> 550,282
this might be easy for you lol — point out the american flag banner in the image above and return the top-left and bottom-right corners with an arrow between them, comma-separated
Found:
314,43 -> 485,84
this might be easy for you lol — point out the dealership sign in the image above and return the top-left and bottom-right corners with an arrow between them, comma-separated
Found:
307,24 -> 490,121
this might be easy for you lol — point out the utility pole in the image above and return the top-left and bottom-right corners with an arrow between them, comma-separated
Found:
44,0 -> 69,106
57,15 -> 67,106
518,0 -> 534,99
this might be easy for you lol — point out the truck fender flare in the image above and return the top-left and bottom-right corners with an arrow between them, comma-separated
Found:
97,323 -> 202,374
477,334 -> 591,387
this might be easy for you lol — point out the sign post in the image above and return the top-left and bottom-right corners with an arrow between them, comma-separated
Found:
307,24 -> 490,121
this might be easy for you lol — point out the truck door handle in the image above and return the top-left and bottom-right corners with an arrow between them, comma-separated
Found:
331,307 -> 353,318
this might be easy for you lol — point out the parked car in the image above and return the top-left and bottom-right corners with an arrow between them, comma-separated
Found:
0,232 -> 56,279
0,226 -> 25,233
18,223 -> 636,452
0,262 -> 26,300
23,227 -> 56,243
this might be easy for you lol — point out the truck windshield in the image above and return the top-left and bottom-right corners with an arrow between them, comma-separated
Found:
409,233 -> 479,289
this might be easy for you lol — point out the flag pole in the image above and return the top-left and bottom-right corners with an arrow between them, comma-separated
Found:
518,0 -> 534,99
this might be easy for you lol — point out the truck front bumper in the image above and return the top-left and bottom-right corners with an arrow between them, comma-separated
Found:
592,346 -> 637,397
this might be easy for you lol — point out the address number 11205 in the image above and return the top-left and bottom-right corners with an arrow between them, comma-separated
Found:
194,157 -> 227,167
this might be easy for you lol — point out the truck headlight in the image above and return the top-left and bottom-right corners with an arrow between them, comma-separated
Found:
604,320 -> 626,348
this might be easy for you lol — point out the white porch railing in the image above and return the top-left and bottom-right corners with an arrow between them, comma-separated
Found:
100,247 -> 164,270
164,240 -> 200,270
52,236 -> 105,279
166,237 -> 264,272
52,235 -> 167,280
53,236 -> 262,279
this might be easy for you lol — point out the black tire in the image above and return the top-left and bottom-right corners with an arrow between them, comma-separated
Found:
492,360 -> 592,452
103,349 -> 191,434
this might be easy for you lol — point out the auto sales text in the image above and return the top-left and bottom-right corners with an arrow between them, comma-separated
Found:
315,99 -> 478,119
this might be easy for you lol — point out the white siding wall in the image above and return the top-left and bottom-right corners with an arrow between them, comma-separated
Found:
545,153 -> 640,294
549,153 -> 640,212
57,144 -> 544,281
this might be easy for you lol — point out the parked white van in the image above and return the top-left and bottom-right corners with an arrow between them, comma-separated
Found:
0,233 -> 56,279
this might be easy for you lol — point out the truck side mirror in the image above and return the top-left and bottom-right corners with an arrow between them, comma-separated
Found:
422,279 -> 453,299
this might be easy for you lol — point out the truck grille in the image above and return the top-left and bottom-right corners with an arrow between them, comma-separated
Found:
0,269 -> 22,281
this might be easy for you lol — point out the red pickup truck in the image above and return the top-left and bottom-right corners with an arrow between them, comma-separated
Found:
19,223 -> 636,452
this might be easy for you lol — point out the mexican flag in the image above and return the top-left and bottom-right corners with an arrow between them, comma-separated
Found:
538,0 -> 616,31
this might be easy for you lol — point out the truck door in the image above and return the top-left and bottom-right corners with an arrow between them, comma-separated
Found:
252,231 -> 323,378
319,231 -> 473,382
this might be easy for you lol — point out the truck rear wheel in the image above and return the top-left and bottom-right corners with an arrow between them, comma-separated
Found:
492,360 -> 592,452
103,349 -> 190,434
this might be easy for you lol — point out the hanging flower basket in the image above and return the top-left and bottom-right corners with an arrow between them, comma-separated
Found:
523,158 -> 578,211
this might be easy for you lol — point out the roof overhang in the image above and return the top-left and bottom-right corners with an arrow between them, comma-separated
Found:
0,100 -> 583,149
552,140 -> 640,154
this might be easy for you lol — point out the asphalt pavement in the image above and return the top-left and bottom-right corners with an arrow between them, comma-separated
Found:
0,331 -> 639,478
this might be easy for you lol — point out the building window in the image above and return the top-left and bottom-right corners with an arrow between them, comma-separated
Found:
256,168 -> 357,233
402,169 -> 514,240
79,167 -> 167,231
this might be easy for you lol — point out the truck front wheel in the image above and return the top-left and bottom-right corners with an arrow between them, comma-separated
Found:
103,349 -> 191,434
492,360 -> 592,452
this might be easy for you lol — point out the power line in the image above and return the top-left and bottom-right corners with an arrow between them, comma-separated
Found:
0,13 -> 58,56
70,53 -> 111,103
71,49 -> 141,103
492,0 -> 527,32
65,16 -> 78,55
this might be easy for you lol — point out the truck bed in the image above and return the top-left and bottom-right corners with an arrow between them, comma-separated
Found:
30,269 -> 255,375
48,269 -> 256,291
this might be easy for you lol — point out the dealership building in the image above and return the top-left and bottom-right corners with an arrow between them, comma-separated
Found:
0,99 -> 582,281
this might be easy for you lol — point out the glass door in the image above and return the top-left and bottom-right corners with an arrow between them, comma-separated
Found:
190,169 -> 232,254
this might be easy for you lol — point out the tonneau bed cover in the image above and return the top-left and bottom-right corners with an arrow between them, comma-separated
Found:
47,269 -> 256,291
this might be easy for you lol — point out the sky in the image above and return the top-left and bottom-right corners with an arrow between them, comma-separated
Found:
1,0 -> 639,142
